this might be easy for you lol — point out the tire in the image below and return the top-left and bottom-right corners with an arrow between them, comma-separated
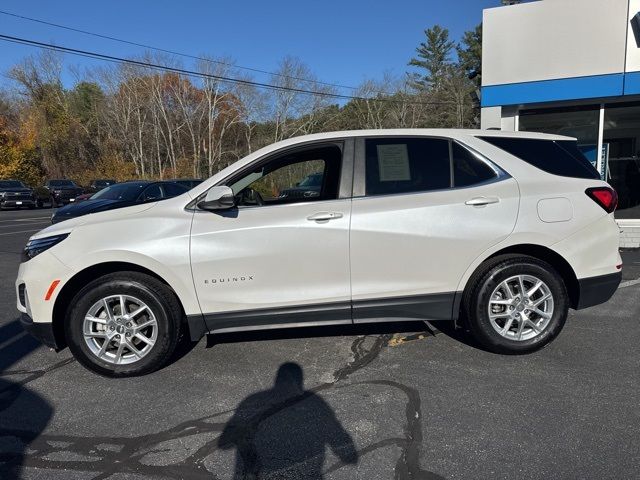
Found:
65,271 -> 182,377
36,199 -> 43,208
462,254 -> 569,354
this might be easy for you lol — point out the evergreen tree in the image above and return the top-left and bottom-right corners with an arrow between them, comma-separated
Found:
457,24 -> 483,88
408,25 -> 455,90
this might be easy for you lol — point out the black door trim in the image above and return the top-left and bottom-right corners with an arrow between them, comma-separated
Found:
352,292 -> 456,323
187,292 -> 460,340
200,301 -> 352,335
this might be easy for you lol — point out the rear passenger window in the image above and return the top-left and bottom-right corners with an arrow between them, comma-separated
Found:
479,136 -> 600,180
452,143 -> 497,187
365,138 -> 451,196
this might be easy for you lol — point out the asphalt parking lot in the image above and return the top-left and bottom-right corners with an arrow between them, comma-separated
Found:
1,208 -> 639,479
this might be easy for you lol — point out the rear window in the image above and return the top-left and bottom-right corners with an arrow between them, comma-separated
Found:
479,137 -> 600,180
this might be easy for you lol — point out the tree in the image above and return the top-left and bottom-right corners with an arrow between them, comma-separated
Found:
408,25 -> 455,91
457,24 -> 483,88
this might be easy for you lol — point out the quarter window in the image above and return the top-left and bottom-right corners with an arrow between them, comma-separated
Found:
365,138 -> 451,196
452,143 -> 497,187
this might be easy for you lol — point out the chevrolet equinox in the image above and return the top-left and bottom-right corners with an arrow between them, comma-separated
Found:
16,130 -> 622,377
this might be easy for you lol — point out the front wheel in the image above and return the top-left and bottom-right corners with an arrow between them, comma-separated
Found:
462,255 -> 569,354
65,272 -> 182,377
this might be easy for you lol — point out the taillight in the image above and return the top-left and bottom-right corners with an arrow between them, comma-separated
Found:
585,187 -> 618,213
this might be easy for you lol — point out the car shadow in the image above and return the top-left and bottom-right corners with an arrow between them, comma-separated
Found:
0,319 -> 54,478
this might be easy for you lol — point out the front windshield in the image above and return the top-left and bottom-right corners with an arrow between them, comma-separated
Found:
0,180 -> 25,188
50,180 -> 76,187
91,183 -> 146,201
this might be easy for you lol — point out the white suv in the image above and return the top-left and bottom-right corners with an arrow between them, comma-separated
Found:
16,130 -> 622,377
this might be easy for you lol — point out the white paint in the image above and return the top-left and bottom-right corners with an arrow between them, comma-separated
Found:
537,198 -> 574,223
483,0 -> 629,86
626,0 -> 640,73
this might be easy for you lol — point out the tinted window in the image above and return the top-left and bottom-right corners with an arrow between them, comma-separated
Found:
49,180 -> 76,187
365,138 -> 451,196
228,145 -> 342,207
0,180 -> 25,188
162,183 -> 188,197
141,184 -> 163,201
452,143 -> 497,187
92,183 -> 147,201
479,136 -> 600,180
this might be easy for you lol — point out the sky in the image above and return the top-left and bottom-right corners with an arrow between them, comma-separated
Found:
0,0 -> 500,92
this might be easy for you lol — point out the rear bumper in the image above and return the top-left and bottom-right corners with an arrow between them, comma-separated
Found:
575,272 -> 622,310
19,313 -> 60,350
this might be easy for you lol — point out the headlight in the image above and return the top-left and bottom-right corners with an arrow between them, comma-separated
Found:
0,192 -> 5,198
22,234 -> 69,262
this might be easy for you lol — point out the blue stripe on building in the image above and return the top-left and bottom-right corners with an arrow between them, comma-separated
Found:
624,71 -> 640,95
482,73 -> 626,107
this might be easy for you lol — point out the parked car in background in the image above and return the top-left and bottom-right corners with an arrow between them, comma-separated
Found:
44,179 -> 85,207
278,172 -> 323,200
51,180 -> 188,224
172,178 -> 203,189
74,179 -> 118,202
16,130 -> 622,377
0,179 -> 37,209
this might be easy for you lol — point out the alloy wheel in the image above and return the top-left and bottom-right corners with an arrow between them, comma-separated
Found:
487,274 -> 555,341
82,294 -> 158,365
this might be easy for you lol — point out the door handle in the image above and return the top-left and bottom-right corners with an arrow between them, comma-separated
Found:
465,196 -> 500,206
307,211 -> 343,221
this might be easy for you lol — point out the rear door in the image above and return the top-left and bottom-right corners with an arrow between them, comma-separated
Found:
349,136 -> 519,322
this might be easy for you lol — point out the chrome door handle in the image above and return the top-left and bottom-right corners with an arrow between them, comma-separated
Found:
307,211 -> 343,221
465,196 -> 500,206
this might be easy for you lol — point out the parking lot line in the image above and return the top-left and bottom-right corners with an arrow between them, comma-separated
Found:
0,216 -> 51,223
0,228 -> 42,237
0,221 -> 50,229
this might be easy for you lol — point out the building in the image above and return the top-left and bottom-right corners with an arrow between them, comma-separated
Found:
481,0 -> 640,247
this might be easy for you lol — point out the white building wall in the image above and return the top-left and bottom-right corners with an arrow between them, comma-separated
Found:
482,0 -> 629,87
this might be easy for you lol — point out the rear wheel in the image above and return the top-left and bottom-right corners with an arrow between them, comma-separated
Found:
65,272 -> 182,377
463,255 -> 569,354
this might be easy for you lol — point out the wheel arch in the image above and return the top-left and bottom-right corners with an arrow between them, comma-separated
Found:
459,244 -> 580,318
52,262 -> 186,350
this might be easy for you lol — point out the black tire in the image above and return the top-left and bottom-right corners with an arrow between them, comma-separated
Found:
65,272 -> 182,377
462,254 -> 569,354
36,199 -> 43,208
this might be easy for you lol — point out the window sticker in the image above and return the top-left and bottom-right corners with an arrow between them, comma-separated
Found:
377,144 -> 411,181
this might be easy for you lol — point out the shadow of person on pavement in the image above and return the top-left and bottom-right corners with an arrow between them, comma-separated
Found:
0,319 -> 53,478
218,362 -> 357,479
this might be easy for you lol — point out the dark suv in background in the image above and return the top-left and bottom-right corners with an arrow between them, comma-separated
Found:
0,179 -> 38,209
44,179 -> 85,207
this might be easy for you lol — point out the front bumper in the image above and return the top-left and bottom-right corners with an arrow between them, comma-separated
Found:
576,271 -> 622,310
1,199 -> 35,208
19,312 -> 60,350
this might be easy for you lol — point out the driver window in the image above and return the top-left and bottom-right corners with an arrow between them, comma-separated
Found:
228,144 -> 342,207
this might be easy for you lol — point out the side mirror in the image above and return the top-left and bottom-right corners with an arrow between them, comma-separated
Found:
197,186 -> 236,211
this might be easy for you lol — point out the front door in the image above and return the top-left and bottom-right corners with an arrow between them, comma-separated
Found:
190,141 -> 353,332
